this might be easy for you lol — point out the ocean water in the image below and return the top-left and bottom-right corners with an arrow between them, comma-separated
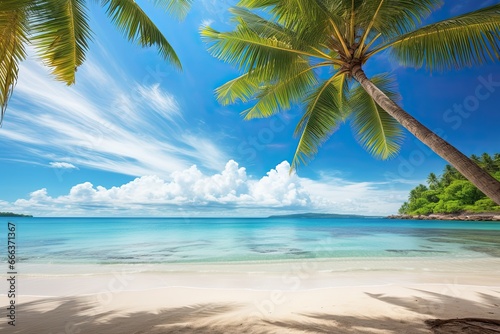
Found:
2,217 -> 500,269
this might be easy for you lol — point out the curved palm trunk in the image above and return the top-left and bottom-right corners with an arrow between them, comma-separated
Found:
352,65 -> 500,205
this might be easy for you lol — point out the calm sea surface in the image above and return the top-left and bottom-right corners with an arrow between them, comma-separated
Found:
2,217 -> 500,267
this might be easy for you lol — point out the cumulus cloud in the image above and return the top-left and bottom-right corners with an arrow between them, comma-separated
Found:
49,162 -> 78,169
2,161 -> 408,217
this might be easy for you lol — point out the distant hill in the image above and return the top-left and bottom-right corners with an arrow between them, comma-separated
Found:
0,212 -> 33,217
268,213 -> 376,219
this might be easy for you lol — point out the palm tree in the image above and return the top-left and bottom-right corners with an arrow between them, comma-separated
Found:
494,154 -> 500,170
441,164 -> 462,188
470,154 -> 481,164
427,172 -> 438,190
0,0 -> 192,124
481,153 -> 496,173
201,0 -> 500,204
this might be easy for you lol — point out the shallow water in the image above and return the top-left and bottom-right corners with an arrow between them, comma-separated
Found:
3,217 -> 500,268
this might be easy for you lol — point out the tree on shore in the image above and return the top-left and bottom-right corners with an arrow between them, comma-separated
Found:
202,0 -> 500,204
399,153 -> 500,215
0,0 -> 192,124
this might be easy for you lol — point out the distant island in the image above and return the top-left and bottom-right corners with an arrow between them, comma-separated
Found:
395,153 -> 500,221
269,213 -> 377,219
0,212 -> 33,217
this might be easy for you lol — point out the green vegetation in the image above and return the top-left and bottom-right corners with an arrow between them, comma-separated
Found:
0,0 -> 192,124
0,212 -> 32,217
202,1 -> 500,204
399,153 -> 500,215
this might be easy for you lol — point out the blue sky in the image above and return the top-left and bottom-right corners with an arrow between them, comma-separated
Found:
0,0 -> 499,217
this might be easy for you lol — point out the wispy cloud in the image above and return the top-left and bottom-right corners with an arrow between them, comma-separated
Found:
0,47 -> 229,177
200,19 -> 214,28
2,161 -> 408,217
449,4 -> 464,14
49,162 -> 78,169
199,0 -> 235,25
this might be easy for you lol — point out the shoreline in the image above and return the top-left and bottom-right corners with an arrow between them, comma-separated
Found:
387,212 -> 500,221
7,265 -> 500,297
14,255 -> 500,274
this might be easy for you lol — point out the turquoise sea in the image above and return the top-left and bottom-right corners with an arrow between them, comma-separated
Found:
2,217 -> 500,268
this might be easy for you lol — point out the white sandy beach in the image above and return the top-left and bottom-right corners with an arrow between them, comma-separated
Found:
2,259 -> 500,333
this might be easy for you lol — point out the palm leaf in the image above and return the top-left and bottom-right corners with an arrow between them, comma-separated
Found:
238,0 -> 331,26
229,7 -> 301,43
0,2 -> 30,124
202,24 -> 326,81
332,72 -> 350,118
215,71 -> 261,106
31,0 -> 92,84
237,0 -> 350,54
215,60 -> 323,119
102,0 -> 181,68
291,74 -> 345,170
149,0 -> 193,19
356,0 -> 442,39
369,4 -> 500,71
242,61 -> 321,119
350,74 -> 404,159
0,0 -> 35,11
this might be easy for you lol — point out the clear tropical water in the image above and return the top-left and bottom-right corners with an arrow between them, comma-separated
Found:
2,217 -> 500,267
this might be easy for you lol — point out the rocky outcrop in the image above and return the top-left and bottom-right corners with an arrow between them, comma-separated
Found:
387,213 -> 500,221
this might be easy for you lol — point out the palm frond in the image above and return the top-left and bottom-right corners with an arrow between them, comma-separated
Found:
102,0 -> 181,68
0,0 -> 35,11
238,0 -> 331,26
332,72 -> 350,118
355,0 -> 385,58
357,0 -> 442,39
229,7 -> 298,42
292,74 -> 345,170
215,60 -> 325,120
215,71 -> 261,106
242,61 -> 321,119
350,74 -> 404,159
238,0 -> 350,54
149,0 -> 193,19
0,2 -> 30,124
348,0 -> 357,45
201,24 -> 329,81
369,4 -> 500,71
31,0 -> 92,84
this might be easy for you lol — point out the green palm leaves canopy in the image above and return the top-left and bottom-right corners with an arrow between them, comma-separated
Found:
201,0 -> 500,205
0,0 -> 192,124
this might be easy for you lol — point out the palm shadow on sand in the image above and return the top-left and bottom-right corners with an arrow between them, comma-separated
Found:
265,289 -> 500,333
2,289 -> 499,333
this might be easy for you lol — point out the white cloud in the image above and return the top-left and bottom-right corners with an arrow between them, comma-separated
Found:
0,47 -> 228,177
135,84 -> 180,121
49,162 -> 78,169
199,0 -> 234,23
201,19 -> 214,28
198,0 -> 238,27
2,161 -> 409,217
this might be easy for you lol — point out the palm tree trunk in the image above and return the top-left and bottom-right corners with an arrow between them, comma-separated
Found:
352,65 -> 500,205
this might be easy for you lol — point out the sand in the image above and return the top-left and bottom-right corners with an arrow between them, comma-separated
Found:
2,259 -> 500,333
